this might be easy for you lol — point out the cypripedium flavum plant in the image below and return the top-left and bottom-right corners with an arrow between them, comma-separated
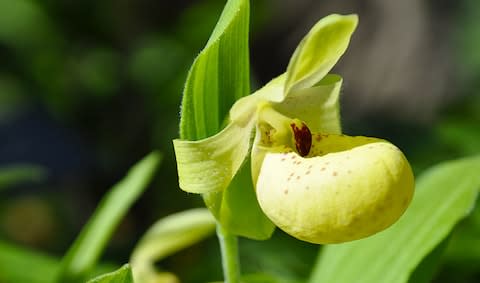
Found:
173,14 -> 414,244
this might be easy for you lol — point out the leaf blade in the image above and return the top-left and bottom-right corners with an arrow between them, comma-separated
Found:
179,0 -> 250,141
56,151 -> 161,282
86,264 -> 133,283
0,240 -> 60,283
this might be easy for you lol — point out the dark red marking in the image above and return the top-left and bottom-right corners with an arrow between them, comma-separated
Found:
291,122 -> 312,157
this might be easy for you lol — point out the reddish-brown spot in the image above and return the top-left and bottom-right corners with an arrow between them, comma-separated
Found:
306,171 -> 311,175
315,135 -> 322,142
321,167 -> 326,171
284,189 -> 288,195
296,176 -> 301,180
291,155 -> 296,160
332,172 -> 338,176
291,122 -> 312,157
347,170 -> 352,174
308,165 -> 313,169
289,172 -> 294,177
281,158 -> 286,161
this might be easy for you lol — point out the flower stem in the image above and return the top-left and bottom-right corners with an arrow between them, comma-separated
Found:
217,224 -> 241,283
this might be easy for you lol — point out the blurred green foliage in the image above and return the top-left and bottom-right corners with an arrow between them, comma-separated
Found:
0,0 -> 479,283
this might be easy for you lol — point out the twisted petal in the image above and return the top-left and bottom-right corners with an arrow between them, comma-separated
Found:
285,14 -> 358,95
255,134 -> 415,244
173,119 -> 254,193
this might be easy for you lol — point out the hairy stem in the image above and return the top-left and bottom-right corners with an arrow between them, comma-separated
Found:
217,224 -> 241,283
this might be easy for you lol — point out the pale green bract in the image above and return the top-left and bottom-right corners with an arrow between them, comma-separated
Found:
174,13 -> 415,244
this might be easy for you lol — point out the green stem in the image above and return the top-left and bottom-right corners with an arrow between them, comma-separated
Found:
216,224 -> 241,283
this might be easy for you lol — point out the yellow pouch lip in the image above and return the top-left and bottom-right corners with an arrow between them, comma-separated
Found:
255,134 -> 415,244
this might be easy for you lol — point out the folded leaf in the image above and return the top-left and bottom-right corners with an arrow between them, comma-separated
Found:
285,14 -> 357,95
309,155 -> 480,283
179,0 -> 250,140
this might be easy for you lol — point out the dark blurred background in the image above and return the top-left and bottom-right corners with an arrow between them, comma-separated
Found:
0,0 -> 479,282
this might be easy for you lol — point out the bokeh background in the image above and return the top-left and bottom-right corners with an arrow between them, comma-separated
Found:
0,0 -> 479,282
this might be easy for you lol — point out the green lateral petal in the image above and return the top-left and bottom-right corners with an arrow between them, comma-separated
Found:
179,0 -> 250,140
173,120 -> 254,194
204,162 -> 275,240
284,14 -> 357,95
274,74 -> 342,134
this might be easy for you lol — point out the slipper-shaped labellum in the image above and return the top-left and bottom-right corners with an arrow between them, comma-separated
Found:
255,123 -> 415,244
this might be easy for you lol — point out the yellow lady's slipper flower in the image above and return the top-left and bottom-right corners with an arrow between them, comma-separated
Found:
173,14 -> 415,243
254,120 -> 414,244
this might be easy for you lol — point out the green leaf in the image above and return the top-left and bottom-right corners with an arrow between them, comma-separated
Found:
241,273 -> 304,283
130,208 -> 216,283
309,155 -> 480,283
0,240 -> 59,283
0,164 -> 47,190
284,14 -> 357,95
179,0 -> 250,140
56,151 -> 161,283
86,264 -> 133,283
407,234 -> 451,283
443,201 -> 480,265
0,240 -> 119,283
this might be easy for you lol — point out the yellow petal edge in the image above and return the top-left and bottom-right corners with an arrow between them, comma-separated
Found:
255,134 -> 414,244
